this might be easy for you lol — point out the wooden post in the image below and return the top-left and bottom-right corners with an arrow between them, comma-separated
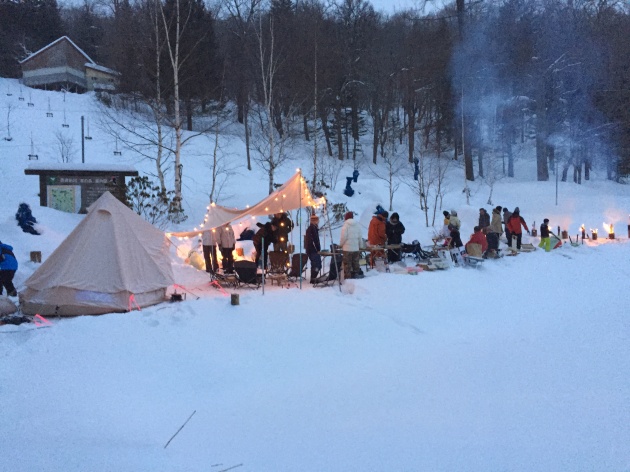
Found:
231,293 -> 240,306
30,251 -> 42,263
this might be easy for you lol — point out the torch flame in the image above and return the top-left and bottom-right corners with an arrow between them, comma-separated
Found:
603,223 -> 614,234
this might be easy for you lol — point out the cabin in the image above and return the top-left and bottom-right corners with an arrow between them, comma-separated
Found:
19,36 -> 118,93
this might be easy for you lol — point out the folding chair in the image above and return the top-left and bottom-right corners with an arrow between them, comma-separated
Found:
287,253 -> 308,281
213,272 -> 239,288
267,251 -> 290,286
312,253 -> 342,287
234,260 -> 262,289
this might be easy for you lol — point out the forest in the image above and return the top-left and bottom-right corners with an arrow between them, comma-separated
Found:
1,0 -> 629,194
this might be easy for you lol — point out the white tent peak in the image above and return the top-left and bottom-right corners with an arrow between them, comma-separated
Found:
170,172 -> 325,238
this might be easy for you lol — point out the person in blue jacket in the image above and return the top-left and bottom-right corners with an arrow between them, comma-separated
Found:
0,241 -> 18,297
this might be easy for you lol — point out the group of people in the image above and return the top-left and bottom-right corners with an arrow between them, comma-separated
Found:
303,207 -> 407,283
201,211 -> 296,275
252,212 -> 294,270
441,205 -> 549,259
366,208 -> 406,264
199,202 -> 552,283
202,223 -> 237,274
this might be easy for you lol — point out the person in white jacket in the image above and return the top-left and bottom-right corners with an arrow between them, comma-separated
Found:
339,211 -> 364,279
202,228 -> 221,273
218,223 -> 236,273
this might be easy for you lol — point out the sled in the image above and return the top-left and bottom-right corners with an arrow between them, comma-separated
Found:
449,247 -> 466,266
428,257 -> 449,270
463,243 -> 484,267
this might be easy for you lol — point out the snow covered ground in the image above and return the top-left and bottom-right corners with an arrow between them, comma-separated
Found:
1,77 -> 629,471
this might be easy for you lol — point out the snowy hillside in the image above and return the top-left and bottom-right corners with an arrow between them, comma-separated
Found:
1,78 -> 629,472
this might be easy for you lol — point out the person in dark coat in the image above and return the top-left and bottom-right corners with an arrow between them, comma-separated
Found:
502,207 -> 512,246
304,214 -> 321,282
478,208 -> 490,230
485,231 -> 500,257
448,224 -> 463,249
253,222 -> 277,270
270,212 -> 294,253
386,212 -> 405,263
0,241 -> 18,297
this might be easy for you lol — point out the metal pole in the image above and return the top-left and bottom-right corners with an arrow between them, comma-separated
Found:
324,201 -> 342,292
555,156 -> 558,206
299,170 -> 303,289
261,236 -> 265,295
81,115 -> 85,163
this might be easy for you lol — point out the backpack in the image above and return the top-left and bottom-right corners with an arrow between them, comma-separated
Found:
239,227 -> 255,241
0,247 -> 15,263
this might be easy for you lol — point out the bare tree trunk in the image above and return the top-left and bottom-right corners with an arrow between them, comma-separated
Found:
153,0 -> 166,192
186,98 -> 193,131
160,0 -> 184,202
303,114 -> 310,141
535,80 -> 550,181
312,42 -> 318,192
319,108 -> 333,157
407,106 -> 415,164
244,98 -> 251,170
335,99 -> 344,160
372,110 -> 380,164
507,142 -> 514,177
478,135 -> 484,178
561,159 -> 570,181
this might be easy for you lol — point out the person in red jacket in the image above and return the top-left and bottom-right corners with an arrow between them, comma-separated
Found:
367,209 -> 388,266
506,207 -> 530,250
465,226 -> 488,254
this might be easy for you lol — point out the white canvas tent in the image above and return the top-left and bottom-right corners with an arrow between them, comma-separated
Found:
170,171 -> 324,238
20,192 -> 174,316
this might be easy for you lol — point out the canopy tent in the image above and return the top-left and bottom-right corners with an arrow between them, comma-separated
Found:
20,192 -> 174,316
170,171 -> 324,238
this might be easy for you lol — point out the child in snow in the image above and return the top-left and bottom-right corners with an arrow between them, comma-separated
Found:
441,211 -> 451,237
539,218 -> 551,252
15,203 -> 40,235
